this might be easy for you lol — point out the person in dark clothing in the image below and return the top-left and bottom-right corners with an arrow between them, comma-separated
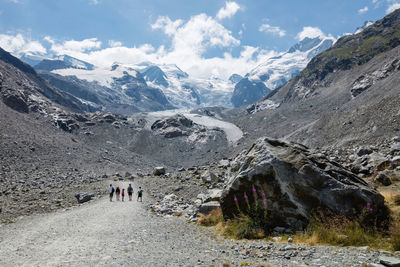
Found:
137,187 -> 143,202
115,186 -> 121,201
109,184 -> 115,202
127,184 -> 133,201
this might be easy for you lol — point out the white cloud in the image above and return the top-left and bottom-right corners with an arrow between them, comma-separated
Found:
296,26 -> 327,40
44,37 -> 102,56
1,11 -> 280,81
151,16 -> 184,36
90,0 -> 99,4
386,2 -> 400,13
0,33 -> 46,56
9,0 -> 20,3
152,13 -> 239,58
108,40 -> 122,47
216,1 -> 241,20
259,23 -> 286,37
358,6 -> 369,14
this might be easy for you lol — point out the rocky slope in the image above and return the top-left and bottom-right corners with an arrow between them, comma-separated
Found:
0,48 -> 93,114
231,9 -> 400,152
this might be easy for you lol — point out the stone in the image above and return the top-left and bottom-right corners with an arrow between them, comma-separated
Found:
2,93 -> 29,113
380,256 -> 400,267
153,167 -> 166,176
163,194 -> 178,202
357,147 -> 373,157
220,137 -> 389,231
391,144 -> 400,153
205,189 -> 223,202
219,159 -> 230,168
375,172 -> 392,186
196,193 -> 207,202
273,227 -> 287,234
197,201 -> 220,215
163,128 -> 186,138
75,192 -> 95,204
393,136 -> 400,143
103,114 -> 116,122
201,170 -> 218,184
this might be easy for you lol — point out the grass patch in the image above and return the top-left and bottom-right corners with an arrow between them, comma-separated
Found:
223,215 -> 265,239
199,208 -> 400,251
293,216 -> 388,248
197,209 -> 223,227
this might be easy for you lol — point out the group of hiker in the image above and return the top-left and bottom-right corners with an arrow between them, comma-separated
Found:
109,183 -> 143,202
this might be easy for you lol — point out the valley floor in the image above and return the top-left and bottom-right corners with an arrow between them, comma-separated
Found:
0,181 -> 395,267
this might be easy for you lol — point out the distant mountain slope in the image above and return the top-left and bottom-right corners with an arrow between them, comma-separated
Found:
35,59 -> 175,113
0,47 -> 93,113
35,55 -> 94,71
231,9 -> 400,150
231,36 -> 335,107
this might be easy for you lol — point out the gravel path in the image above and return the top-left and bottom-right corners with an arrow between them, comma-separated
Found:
0,181 -> 395,267
0,182 -> 241,267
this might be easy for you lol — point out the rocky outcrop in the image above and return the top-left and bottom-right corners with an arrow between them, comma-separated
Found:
153,167 -> 166,176
231,78 -> 271,108
2,91 -> 29,113
220,137 -> 388,231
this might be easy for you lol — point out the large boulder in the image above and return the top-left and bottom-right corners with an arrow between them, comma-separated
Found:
220,137 -> 388,231
75,192 -> 95,204
153,167 -> 166,176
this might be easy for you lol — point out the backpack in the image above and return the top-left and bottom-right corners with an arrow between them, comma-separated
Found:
111,187 -> 115,193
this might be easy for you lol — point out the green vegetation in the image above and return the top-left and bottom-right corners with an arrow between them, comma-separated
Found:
198,186 -> 400,251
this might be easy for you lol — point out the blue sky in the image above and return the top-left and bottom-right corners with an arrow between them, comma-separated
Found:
0,0 -> 399,78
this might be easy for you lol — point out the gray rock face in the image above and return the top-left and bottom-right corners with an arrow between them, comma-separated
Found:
231,78 -> 271,108
2,92 -> 29,113
220,137 -> 388,230
75,192 -> 95,204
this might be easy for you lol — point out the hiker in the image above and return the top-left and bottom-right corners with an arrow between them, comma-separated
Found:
127,184 -> 133,201
109,184 -> 115,202
137,187 -> 143,202
115,186 -> 121,201
121,188 -> 125,202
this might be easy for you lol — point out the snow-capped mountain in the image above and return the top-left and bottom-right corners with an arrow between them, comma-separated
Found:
35,59 -> 174,113
29,36 -> 334,112
231,36 -> 335,107
141,64 -> 233,108
35,55 -> 94,71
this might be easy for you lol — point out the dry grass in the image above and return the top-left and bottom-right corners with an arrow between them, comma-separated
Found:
381,190 -> 400,205
197,209 -> 223,226
380,189 -> 400,218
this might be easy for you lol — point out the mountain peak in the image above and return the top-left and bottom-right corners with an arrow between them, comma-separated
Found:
288,37 -> 323,53
35,55 -> 93,72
